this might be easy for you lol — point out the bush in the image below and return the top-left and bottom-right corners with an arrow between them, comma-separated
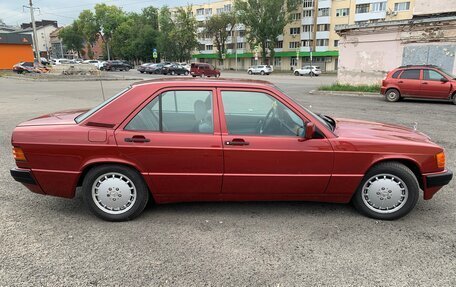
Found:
319,83 -> 381,93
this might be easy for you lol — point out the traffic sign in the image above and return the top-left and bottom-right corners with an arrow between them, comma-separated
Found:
153,52 -> 158,59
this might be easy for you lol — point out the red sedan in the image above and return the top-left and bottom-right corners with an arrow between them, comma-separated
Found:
10,79 -> 452,221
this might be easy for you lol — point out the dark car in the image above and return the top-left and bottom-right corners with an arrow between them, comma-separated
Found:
190,63 -> 220,77
10,78 -> 452,221
137,63 -> 153,73
162,64 -> 189,75
12,62 -> 34,74
145,63 -> 164,74
381,65 -> 456,104
102,60 -> 132,71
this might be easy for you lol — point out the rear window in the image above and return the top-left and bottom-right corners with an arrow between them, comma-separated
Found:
399,69 -> 420,80
392,70 -> 402,78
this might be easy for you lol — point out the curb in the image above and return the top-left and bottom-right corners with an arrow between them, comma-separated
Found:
1,75 -> 144,82
310,90 -> 381,97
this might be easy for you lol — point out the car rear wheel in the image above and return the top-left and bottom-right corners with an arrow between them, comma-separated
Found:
294,71 -> 300,76
385,89 -> 401,102
82,165 -> 149,221
452,93 -> 456,105
248,70 -> 252,75
352,162 -> 419,220
184,71 -> 189,76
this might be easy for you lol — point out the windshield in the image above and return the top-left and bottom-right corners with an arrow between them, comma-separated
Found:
75,87 -> 130,123
440,68 -> 456,79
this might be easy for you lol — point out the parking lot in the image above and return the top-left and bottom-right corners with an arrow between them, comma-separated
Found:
0,73 -> 455,286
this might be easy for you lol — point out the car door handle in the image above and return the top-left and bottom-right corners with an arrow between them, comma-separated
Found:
422,82 -> 428,85
124,136 -> 150,143
398,81 -> 404,83
225,138 -> 249,146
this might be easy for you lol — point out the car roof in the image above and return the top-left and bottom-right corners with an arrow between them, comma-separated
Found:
131,78 -> 276,89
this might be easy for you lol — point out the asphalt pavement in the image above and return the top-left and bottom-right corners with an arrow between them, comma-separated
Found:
0,72 -> 455,286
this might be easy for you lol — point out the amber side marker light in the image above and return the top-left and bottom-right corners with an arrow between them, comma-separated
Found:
12,147 -> 26,161
436,152 -> 445,169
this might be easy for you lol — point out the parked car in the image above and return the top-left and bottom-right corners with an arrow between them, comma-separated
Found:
294,65 -> 321,76
83,60 -> 104,69
145,63 -> 164,74
381,65 -> 456,104
162,64 -> 189,75
52,58 -> 73,65
10,79 -> 452,221
12,62 -> 34,73
190,63 -> 220,77
247,65 -> 273,75
137,63 -> 154,73
102,60 -> 132,71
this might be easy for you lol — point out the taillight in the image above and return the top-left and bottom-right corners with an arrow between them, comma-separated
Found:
436,152 -> 445,169
12,147 -> 27,161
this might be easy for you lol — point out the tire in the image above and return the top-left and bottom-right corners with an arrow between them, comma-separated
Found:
248,70 -> 252,75
260,71 -> 265,75
385,88 -> 401,102
125,67 -> 130,71
82,165 -> 150,221
171,71 -> 175,75
184,71 -> 189,76
352,162 -> 419,220
140,71 -> 144,74
192,75 -> 196,78
294,71 -> 300,76
452,93 -> 456,105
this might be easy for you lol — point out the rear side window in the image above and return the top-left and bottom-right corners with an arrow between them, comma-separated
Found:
399,69 -> 420,80
392,70 -> 402,78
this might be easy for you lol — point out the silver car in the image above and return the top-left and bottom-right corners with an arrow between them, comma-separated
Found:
294,65 -> 322,76
247,65 -> 273,75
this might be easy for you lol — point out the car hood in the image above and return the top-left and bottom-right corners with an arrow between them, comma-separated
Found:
18,109 -> 88,126
333,118 -> 431,143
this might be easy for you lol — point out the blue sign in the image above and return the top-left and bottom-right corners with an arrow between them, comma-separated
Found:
153,48 -> 157,52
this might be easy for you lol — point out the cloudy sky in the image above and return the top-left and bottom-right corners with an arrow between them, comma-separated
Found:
1,0 -> 212,26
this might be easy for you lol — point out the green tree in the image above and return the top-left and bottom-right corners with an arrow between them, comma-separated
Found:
234,0 -> 299,64
59,21 -> 84,57
76,10 -> 99,59
205,12 -> 236,65
171,6 -> 199,62
94,3 -> 126,60
158,6 -> 176,61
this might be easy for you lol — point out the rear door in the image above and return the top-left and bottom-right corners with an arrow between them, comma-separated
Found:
397,69 -> 421,96
115,88 -> 223,202
420,69 -> 452,99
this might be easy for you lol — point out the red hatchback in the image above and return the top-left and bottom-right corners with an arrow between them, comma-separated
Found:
190,63 -> 220,78
10,79 -> 452,221
381,65 -> 456,103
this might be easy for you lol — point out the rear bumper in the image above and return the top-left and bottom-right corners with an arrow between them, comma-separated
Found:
10,168 -> 36,185
426,169 -> 453,188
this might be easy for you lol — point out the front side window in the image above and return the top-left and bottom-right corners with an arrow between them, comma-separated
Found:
221,91 -> 305,137
423,69 -> 444,81
126,90 -> 213,134
400,69 -> 420,80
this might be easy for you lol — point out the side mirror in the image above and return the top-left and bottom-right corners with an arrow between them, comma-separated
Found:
299,122 -> 315,141
441,77 -> 449,83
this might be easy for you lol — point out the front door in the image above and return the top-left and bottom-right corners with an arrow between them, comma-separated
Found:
420,69 -> 452,99
218,89 -> 334,200
115,88 -> 223,202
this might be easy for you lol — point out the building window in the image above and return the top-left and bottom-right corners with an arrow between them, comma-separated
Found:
291,57 -> 298,66
224,4 -> 232,12
196,8 -> 204,15
274,57 -> 281,67
303,0 -> 314,8
318,8 -> 330,17
302,25 -> 314,32
239,30 -> 245,37
289,41 -> 301,49
356,4 -> 370,13
290,27 -> 300,35
291,13 -> 302,21
371,2 -> 386,12
276,41 -> 283,48
206,45 -> 213,51
336,8 -> 349,17
317,24 -> 330,31
216,8 -> 224,14
301,40 -> 313,47
394,2 -> 410,11
303,10 -> 314,17
236,42 -> 244,49
205,8 -> 212,15
316,39 -> 329,46
334,40 -> 339,47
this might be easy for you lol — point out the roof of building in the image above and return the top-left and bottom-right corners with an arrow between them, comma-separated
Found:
0,33 -> 33,45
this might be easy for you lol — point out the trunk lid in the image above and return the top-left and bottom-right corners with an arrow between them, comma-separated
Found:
17,109 -> 88,126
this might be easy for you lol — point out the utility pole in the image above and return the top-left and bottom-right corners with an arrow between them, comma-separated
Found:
24,0 -> 41,67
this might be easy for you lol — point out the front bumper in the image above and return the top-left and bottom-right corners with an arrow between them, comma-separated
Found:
10,168 -> 36,185
426,169 -> 453,188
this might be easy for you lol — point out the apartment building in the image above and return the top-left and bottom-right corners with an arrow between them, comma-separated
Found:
189,0 -> 415,72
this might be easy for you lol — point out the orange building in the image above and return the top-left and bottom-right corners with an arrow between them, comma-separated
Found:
0,33 -> 34,70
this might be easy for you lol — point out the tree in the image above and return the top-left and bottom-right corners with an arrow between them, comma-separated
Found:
76,10 -> 99,59
234,0 -> 299,64
59,21 -> 84,57
158,6 -> 176,61
171,6 -> 199,62
94,3 -> 126,60
205,12 -> 236,65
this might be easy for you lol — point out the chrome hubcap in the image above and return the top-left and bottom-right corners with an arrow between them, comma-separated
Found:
362,174 -> 408,214
387,92 -> 397,100
92,172 -> 137,214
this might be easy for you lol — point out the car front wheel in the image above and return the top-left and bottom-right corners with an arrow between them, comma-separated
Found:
248,70 -> 252,75
385,89 -> 401,102
452,93 -> 456,105
294,71 -> 300,76
82,165 -> 149,221
352,162 -> 419,220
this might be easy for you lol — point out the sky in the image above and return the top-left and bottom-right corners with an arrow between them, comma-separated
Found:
0,0 -> 213,26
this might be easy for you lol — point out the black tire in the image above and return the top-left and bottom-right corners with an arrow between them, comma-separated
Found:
125,67 -> 130,71
294,71 -> 300,76
352,162 -> 419,220
192,75 -> 196,78
452,93 -> 456,105
385,88 -> 401,102
184,71 -> 189,76
260,70 -> 265,75
140,71 -> 144,74
248,70 -> 252,75
82,165 -> 150,221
